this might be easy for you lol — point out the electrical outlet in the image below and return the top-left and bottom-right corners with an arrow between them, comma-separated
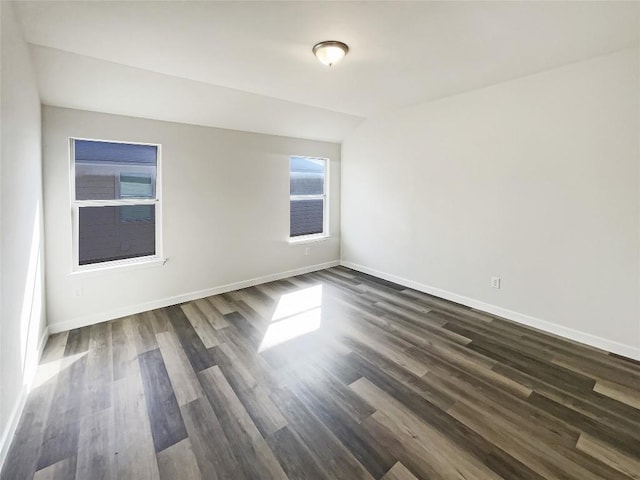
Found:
73,287 -> 84,298
491,277 -> 501,289
305,247 -> 311,256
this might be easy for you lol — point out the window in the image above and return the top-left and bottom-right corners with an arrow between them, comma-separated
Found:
71,139 -> 162,269
290,156 -> 328,239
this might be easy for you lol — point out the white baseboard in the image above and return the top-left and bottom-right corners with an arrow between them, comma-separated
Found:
48,261 -> 340,334
0,325 -> 50,473
0,388 -> 29,474
340,261 -> 640,361
37,326 -> 50,365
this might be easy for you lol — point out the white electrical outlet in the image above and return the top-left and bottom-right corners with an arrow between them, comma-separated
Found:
73,287 -> 84,298
305,247 -> 311,256
491,277 -> 501,289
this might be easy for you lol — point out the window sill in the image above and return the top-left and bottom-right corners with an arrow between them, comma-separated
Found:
70,256 -> 166,277
288,234 -> 331,245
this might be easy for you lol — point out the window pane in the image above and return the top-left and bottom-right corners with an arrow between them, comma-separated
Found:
290,156 -> 324,195
79,205 -> 156,265
290,199 -> 323,237
119,204 -> 154,222
120,173 -> 153,198
75,140 -> 157,200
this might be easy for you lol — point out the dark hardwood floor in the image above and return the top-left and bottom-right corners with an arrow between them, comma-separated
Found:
2,266 -> 639,480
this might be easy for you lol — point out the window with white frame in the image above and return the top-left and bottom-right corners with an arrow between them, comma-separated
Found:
71,139 -> 162,269
289,156 -> 328,239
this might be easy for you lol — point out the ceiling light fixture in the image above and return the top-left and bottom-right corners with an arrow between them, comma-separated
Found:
312,41 -> 349,67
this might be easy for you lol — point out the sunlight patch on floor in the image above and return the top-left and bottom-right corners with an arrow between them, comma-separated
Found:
32,351 -> 87,388
258,285 -> 323,352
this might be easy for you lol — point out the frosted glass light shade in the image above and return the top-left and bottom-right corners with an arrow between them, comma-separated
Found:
313,41 -> 349,66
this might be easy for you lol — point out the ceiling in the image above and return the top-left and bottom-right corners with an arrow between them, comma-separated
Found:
14,1 -> 640,142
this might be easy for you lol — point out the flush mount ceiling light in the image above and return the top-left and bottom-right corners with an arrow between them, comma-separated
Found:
312,40 -> 349,67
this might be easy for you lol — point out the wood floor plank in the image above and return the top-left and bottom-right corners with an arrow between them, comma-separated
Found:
235,383 -> 288,437
0,381 -> 57,480
75,407 -> 115,480
346,349 -> 499,463
112,361 -> 160,480
399,288 -> 476,319
181,302 -> 220,348
130,313 -> 159,354
270,386 -> 374,480
593,380 -> 640,410
206,294 -> 235,315
285,373 -> 397,479
483,449 -> 547,480
138,348 -> 188,453
222,310 -> 263,348
351,377 -> 503,480
448,399 -> 619,480
156,330 -> 205,406
227,299 -> 270,336
37,355 -> 87,470
420,367 -> 580,449
527,391 -> 640,460
576,433 -> 640,480
265,426 -> 327,480
195,297 -> 230,329
339,321 -> 429,377
287,360 -> 376,425
81,322 -> 113,417
4,335 -> 72,479
209,342 -> 257,391
231,288 -> 275,322
156,439 -> 202,480
381,462 -> 420,480
32,457 -> 76,480
344,340 -> 454,412
180,397 -> 242,480
375,301 -> 471,345
39,332 -> 69,364
3,266 -> 639,480
494,363 -> 640,433
409,343 -> 533,400
198,366 -> 288,480
254,283 -> 289,302
360,413 -> 442,480
467,337 -> 597,394
111,317 -> 137,382
149,309 -> 171,334
64,328 -> 91,357
166,305 -> 215,372
218,323 -> 283,391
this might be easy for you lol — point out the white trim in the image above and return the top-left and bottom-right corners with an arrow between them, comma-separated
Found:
38,326 -> 50,364
72,199 -> 158,207
290,194 -> 324,201
48,261 -> 340,334
0,326 -> 49,473
70,256 -> 166,276
289,155 -> 329,239
341,260 -> 640,361
288,234 -> 332,244
0,389 -> 28,474
69,138 -> 163,273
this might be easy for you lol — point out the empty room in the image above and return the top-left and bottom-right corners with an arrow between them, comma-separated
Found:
1,1 -> 639,479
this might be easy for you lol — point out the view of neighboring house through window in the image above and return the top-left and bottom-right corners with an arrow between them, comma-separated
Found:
72,139 -> 161,268
290,156 -> 328,239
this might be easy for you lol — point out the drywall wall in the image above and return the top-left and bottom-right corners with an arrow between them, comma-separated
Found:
0,1 -> 47,468
342,48 -> 640,359
42,106 -> 341,332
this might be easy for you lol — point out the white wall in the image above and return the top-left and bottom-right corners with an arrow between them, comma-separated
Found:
342,48 -> 640,359
43,106 -> 341,332
0,0 -> 47,467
